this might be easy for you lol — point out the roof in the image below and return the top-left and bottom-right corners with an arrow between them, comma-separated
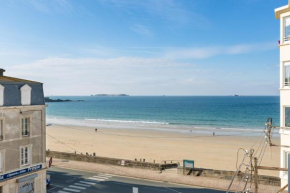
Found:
0,76 -> 42,84
275,1 -> 290,19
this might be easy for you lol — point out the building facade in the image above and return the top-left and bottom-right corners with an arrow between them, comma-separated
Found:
0,69 -> 46,193
275,0 -> 290,189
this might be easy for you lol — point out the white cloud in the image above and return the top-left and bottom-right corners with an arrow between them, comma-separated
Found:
130,25 -> 152,36
96,0 -> 209,28
25,0 -> 73,13
164,42 -> 277,59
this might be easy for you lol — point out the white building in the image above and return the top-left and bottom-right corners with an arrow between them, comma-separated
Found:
0,69 -> 47,193
275,0 -> 290,189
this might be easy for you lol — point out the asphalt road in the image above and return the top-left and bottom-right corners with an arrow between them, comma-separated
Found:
47,167 -> 226,193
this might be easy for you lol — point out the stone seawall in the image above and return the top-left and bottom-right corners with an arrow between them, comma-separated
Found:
46,151 -> 280,187
178,167 -> 280,186
46,151 -> 177,171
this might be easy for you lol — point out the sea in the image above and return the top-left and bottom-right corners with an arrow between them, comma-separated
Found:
46,96 -> 280,135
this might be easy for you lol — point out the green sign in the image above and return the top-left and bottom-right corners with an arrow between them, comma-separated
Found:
183,160 -> 194,168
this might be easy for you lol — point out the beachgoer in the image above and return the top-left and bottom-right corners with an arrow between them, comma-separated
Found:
213,132 -> 215,137
95,128 -> 98,132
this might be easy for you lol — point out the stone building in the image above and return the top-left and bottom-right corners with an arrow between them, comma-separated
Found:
275,0 -> 290,190
0,69 -> 46,193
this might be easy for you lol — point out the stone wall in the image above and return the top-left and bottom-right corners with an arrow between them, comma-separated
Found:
178,167 -> 280,186
46,151 -> 177,171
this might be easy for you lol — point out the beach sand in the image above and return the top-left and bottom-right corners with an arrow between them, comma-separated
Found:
46,124 -> 280,177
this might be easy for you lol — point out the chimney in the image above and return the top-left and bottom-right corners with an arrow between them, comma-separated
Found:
0,69 -> 5,76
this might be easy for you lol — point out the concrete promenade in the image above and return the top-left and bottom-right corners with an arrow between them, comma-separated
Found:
48,158 -> 285,193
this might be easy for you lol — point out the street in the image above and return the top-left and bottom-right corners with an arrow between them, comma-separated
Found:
47,167 -> 225,193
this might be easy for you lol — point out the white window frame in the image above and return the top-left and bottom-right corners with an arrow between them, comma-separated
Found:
0,150 -> 5,173
20,145 -> 31,167
21,117 -> 30,137
285,107 -> 290,128
283,151 -> 290,177
283,62 -> 290,88
285,16 -> 290,42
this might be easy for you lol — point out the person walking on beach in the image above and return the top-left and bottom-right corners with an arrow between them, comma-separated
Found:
213,132 -> 215,137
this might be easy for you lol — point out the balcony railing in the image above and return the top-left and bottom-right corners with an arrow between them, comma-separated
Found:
284,36 -> 290,42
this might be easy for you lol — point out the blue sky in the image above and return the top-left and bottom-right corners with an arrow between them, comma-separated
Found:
0,0 -> 286,96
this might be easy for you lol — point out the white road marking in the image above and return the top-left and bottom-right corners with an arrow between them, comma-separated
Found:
63,188 -> 81,192
68,185 -> 86,190
74,183 -> 90,187
57,191 -> 70,193
79,181 -> 96,185
98,173 -> 114,177
87,177 -> 106,181
92,176 -> 109,179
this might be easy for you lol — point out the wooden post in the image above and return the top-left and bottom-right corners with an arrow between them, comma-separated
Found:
254,157 -> 258,193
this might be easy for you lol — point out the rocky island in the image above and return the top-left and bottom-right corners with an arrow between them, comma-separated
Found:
44,97 -> 84,102
91,94 -> 129,97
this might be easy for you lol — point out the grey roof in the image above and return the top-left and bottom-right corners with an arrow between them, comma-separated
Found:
0,76 -> 45,106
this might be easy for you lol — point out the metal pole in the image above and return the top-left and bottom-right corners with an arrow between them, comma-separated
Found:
254,157 -> 258,193
288,154 -> 290,193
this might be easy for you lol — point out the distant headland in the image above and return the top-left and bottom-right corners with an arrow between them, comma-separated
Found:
44,97 -> 84,102
91,94 -> 129,97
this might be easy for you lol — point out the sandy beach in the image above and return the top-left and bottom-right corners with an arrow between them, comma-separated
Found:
46,124 -> 280,177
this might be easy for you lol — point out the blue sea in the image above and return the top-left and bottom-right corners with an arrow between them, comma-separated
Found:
46,96 -> 280,132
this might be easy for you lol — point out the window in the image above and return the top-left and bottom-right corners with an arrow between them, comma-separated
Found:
286,107 -> 290,127
0,85 -> 4,106
21,146 -> 29,166
22,118 -> 30,136
285,62 -> 290,87
0,152 -> 3,173
20,84 -> 32,106
0,120 -> 3,140
285,17 -> 290,42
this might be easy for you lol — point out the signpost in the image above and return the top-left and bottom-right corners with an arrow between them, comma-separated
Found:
183,160 -> 194,175
183,160 -> 194,168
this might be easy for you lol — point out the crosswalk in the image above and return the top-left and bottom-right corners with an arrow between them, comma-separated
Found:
56,173 -> 114,193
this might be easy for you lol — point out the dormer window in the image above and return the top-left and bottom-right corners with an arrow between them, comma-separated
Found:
285,17 -> 290,42
0,85 -> 4,106
20,84 -> 32,105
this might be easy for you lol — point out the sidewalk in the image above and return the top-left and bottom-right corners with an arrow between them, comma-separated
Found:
48,158 -> 285,193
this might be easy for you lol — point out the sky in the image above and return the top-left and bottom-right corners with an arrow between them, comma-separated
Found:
0,0 -> 287,96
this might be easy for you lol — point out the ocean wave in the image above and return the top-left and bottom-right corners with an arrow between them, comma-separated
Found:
84,118 -> 169,125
